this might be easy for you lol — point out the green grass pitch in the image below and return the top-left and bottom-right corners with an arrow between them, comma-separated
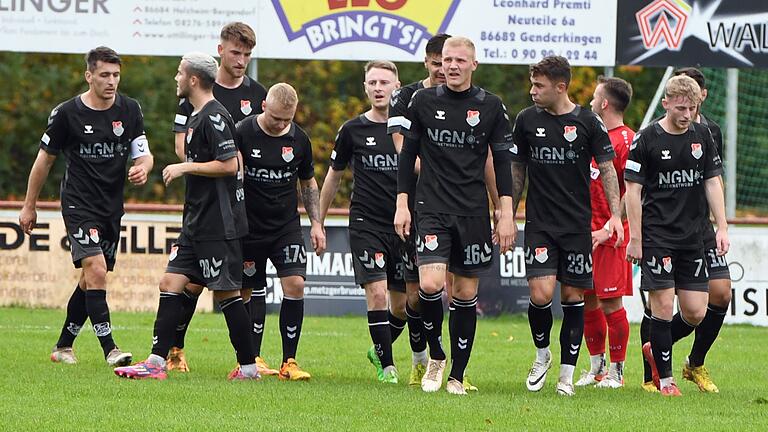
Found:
1,307 -> 766,431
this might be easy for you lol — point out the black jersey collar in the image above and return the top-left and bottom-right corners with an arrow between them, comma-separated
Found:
535,104 -> 581,117
436,84 -> 481,100
253,115 -> 297,139
75,92 -> 123,111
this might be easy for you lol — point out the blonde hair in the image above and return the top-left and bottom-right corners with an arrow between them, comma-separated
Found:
665,75 -> 702,105
443,36 -> 476,59
364,60 -> 398,78
266,83 -> 298,108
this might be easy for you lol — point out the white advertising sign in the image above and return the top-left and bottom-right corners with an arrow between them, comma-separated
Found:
1,0 -> 617,66
625,226 -> 768,327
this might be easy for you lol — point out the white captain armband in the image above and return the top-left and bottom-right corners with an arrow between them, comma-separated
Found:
131,135 -> 151,159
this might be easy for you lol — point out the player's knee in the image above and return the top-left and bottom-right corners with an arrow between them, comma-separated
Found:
82,260 -> 107,287
599,297 -> 623,315
419,277 -> 444,294
185,284 -> 204,296
367,288 -> 387,310
683,309 -> 706,326
709,280 -> 732,307
158,275 -> 177,293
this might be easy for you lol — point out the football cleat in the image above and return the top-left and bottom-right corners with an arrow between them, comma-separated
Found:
526,351 -> 552,392
421,358 -> 446,392
641,381 -> 660,393
575,369 -> 605,387
51,347 -> 77,364
114,361 -> 167,380
641,342 -> 660,390
367,345 -> 384,381
381,367 -> 399,384
660,380 -> 683,397
446,378 -> 467,395
463,375 -> 479,392
279,358 -> 311,381
227,366 -> 261,381
682,358 -> 719,393
255,356 -> 279,376
556,380 -> 575,396
166,347 -> 189,372
106,348 -> 133,367
408,362 -> 427,387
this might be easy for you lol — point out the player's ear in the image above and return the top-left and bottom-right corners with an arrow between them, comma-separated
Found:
217,44 -> 224,56
84,70 -> 91,84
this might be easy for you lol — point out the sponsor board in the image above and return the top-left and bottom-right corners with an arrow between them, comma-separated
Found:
1,0 -> 617,65
617,0 -> 768,67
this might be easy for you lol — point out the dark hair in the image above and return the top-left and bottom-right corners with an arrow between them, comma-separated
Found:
425,33 -> 451,56
529,55 -> 571,87
597,76 -> 633,113
220,22 -> 256,49
674,67 -> 706,90
85,46 -> 121,72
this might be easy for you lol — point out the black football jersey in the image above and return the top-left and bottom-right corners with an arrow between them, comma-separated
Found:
512,105 -> 615,233
331,114 -> 398,233
625,122 -> 723,249
40,93 -> 146,219
174,76 -> 266,132
181,99 -> 247,241
236,116 -> 315,235
386,80 -> 423,135
399,85 -> 514,216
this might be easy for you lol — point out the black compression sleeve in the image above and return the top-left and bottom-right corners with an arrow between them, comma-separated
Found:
493,151 -> 514,197
397,136 -> 419,194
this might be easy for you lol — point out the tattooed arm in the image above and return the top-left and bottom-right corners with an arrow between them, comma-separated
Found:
511,161 -> 527,217
300,177 -> 326,255
597,160 -> 624,246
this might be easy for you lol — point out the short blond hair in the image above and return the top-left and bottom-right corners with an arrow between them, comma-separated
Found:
364,60 -> 398,77
266,83 -> 298,108
443,36 -> 476,59
665,75 -> 701,105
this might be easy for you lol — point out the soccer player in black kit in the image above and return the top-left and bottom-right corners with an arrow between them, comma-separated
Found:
319,60 -> 415,384
236,83 -> 326,381
626,75 -> 728,396
511,56 -> 623,396
638,68 -> 731,394
394,36 -> 517,395
114,52 -> 258,381
19,46 -> 153,367
167,22 -> 269,374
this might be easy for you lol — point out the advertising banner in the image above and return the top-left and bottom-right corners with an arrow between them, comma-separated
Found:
259,0 -> 617,65
0,0 -> 617,66
616,0 -> 768,68
2,210 -> 765,326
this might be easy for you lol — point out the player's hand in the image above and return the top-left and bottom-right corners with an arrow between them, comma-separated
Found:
394,206 -> 411,242
128,165 -> 148,185
607,214 -> 624,247
162,163 -> 186,186
591,228 -> 610,251
494,212 -> 517,253
715,227 -> 729,256
626,238 -> 642,264
19,206 -> 37,235
310,223 -> 326,256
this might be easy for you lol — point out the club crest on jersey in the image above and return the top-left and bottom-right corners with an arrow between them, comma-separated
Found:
374,252 -> 385,268
243,261 -> 256,277
282,146 -> 294,162
186,128 -> 194,144
112,121 -> 124,137
466,110 -> 480,127
662,256 -> 673,273
89,228 -> 99,244
169,245 -> 179,261
691,143 -> 702,159
535,247 -> 548,263
563,125 -> 578,142
424,235 -> 438,251
240,100 -> 252,115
